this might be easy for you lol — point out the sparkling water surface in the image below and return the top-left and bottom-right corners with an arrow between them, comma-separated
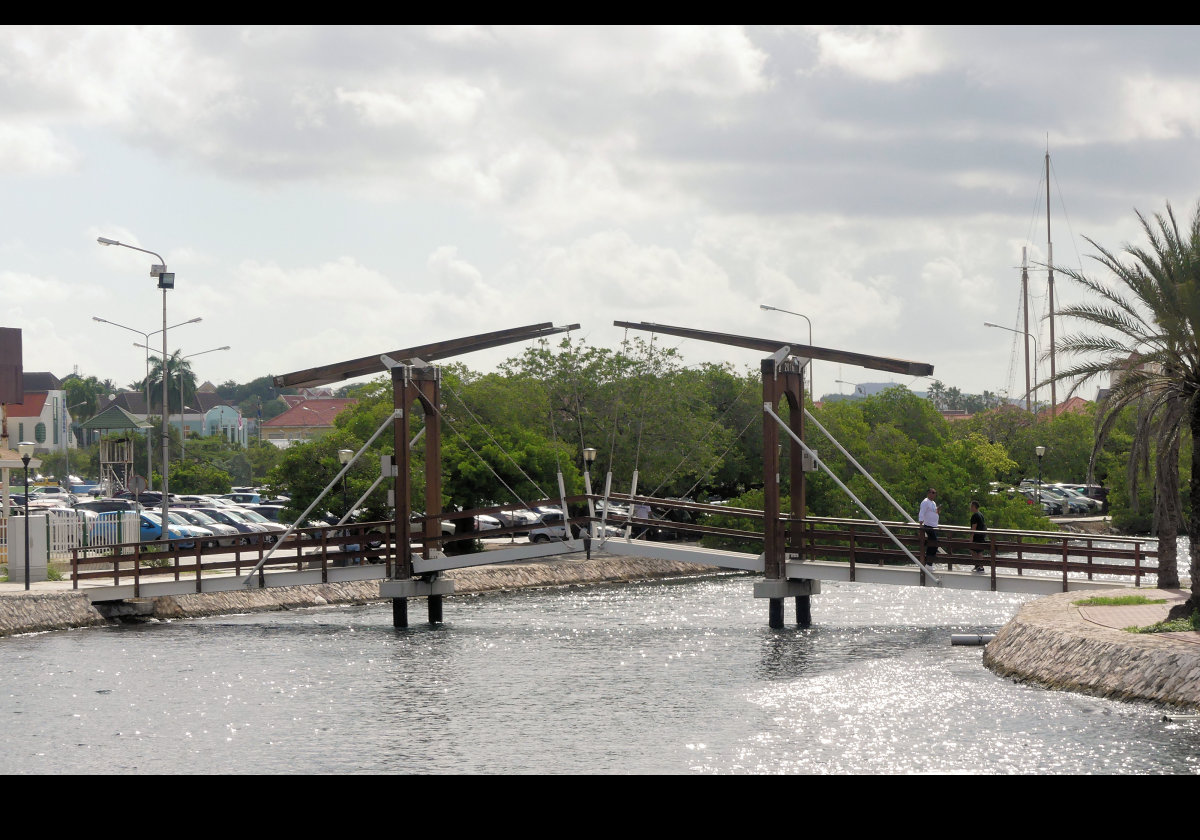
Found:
2,574 -> 1196,774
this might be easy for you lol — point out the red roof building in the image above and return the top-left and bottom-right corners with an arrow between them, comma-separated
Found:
260,398 -> 356,447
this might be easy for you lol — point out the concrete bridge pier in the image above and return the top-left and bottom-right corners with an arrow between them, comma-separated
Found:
755,579 -> 820,629
381,578 -> 455,628
796,595 -> 811,627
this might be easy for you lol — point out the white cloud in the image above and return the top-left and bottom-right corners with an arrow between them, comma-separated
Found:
427,245 -> 483,294
337,77 -> 486,130
1115,73 -> 1200,140
0,122 -> 77,174
809,26 -> 946,82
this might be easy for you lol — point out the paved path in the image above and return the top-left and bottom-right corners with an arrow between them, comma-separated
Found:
1075,588 -> 1199,645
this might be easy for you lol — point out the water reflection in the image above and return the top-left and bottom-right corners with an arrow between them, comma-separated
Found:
0,576 -> 1194,773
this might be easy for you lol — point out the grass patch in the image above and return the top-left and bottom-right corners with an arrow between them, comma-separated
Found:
1125,610 -> 1200,634
1074,594 -> 1167,607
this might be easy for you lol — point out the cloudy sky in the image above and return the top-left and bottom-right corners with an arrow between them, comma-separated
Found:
4,25 -> 1200,402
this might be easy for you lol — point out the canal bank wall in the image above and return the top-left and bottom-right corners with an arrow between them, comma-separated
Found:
983,589 -> 1200,710
0,554 -> 725,634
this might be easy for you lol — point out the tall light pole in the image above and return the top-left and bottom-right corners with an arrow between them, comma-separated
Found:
1036,444 -> 1046,505
761,304 -> 815,400
984,322 -> 1039,413
582,446 -> 597,539
98,236 -> 177,532
93,314 -> 202,481
18,441 -> 34,591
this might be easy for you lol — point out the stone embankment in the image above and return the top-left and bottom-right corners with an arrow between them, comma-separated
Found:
983,589 -> 1200,709
0,554 -> 723,636
0,592 -> 110,635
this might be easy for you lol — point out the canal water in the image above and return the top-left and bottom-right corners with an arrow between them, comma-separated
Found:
2,574 -> 1196,774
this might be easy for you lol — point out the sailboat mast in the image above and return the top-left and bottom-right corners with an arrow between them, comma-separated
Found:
1022,246 -> 1032,413
1046,150 -> 1057,414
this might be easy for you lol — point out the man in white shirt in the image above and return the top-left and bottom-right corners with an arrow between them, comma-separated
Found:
918,488 -> 940,568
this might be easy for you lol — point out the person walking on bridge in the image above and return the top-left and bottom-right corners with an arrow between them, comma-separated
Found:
969,500 -> 987,573
919,488 -> 941,569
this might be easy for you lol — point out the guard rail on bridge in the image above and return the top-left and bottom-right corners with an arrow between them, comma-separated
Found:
62,496 -> 1161,599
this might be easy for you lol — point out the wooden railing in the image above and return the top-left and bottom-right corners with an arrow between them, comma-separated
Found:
65,498 -> 1161,594
69,521 -> 399,596
795,516 -> 1156,585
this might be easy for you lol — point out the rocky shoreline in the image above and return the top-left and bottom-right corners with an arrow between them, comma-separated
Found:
983,589 -> 1200,710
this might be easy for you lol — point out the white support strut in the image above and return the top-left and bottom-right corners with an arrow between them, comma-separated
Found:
241,408 -> 401,586
764,404 -> 938,584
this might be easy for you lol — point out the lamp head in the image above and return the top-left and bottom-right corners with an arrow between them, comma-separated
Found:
97,237 -> 119,246
17,441 -> 35,460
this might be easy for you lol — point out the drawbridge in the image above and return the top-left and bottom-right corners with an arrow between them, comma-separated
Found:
70,321 -> 1157,627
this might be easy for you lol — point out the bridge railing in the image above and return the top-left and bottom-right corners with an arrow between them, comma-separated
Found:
798,516 -> 1158,588
62,498 -> 1161,594
68,521 -> 402,596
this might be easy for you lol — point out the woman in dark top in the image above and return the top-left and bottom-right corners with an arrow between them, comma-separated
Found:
969,500 -> 986,573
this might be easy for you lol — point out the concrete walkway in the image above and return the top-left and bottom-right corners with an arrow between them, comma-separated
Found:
1075,588 -> 1199,645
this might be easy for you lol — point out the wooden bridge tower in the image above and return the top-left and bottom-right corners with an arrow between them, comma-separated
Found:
274,323 -> 577,628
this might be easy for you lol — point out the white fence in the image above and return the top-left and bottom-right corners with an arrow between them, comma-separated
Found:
45,511 -> 139,560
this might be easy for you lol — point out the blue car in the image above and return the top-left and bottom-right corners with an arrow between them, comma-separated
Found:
139,512 -> 208,548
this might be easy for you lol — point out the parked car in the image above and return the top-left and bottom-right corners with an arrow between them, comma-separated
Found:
138,512 -> 207,548
529,512 -> 580,543
228,507 -> 287,542
170,507 -> 243,546
192,507 -> 271,540
1020,488 -> 1063,515
1040,486 -> 1091,515
1054,484 -> 1104,513
76,498 -> 143,515
31,486 -> 77,505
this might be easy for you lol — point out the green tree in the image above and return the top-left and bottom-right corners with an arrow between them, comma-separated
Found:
169,461 -> 233,495
140,351 -> 197,415
1053,200 -> 1200,598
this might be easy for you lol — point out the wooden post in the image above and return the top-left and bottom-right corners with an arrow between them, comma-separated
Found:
989,533 -> 997,591
1061,538 -> 1069,591
849,527 -> 857,582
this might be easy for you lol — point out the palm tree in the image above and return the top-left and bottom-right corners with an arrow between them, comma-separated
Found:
140,351 -> 198,415
1052,201 -> 1200,602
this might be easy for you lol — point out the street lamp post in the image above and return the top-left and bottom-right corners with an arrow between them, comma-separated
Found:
761,304 -> 815,400
1036,444 -> 1046,506
582,446 -> 597,539
98,236 -> 177,538
984,322 -> 1040,413
18,441 -> 34,591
